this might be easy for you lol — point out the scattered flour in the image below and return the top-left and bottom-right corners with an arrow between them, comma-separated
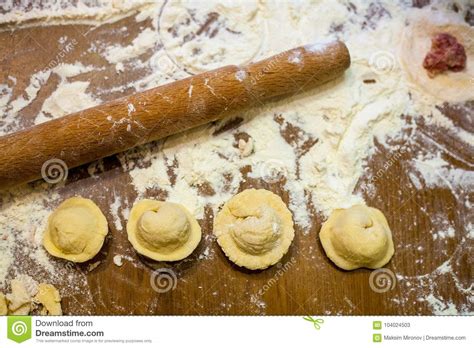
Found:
115,62 -> 125,73
37,80 -> 101,124
110,195 -> 123,231
105,27 -> 157,64
0,0 -> 152,27
433,226 -> 455,241
9,71 -> 51,115
0,0 -> 472,315
422,294 -> 459,315
412,153 -> 473,191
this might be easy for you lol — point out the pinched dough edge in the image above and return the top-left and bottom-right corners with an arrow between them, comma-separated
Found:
214,189 -> 295,270
127,199 -> 201,261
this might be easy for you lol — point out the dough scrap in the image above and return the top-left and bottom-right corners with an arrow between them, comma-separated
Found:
0,292 -> 7,315
399,13 -> 474,103
34,284 -> 62,316
43,197 -> 108,263
320,205 -> 394,270
3,277 -> 62,316
214,189 -> 295,270
127,200 -> 201,261
6,278 -> 33,315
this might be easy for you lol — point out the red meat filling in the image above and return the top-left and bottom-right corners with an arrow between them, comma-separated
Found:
422,33 -> 467,78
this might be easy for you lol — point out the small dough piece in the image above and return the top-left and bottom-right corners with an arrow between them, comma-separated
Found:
6,279 -> 32,315
113,255 -> 123,267
320,205 -> 394,270
127,200 -> 201,261
214,189 -> 295,270
0,293 -> 7,315
43,197 -> 108,263
34,284 -> 62,316
399,13 -> 474,102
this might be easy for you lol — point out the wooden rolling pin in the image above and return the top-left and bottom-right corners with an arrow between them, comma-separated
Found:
0,41 -> 350,190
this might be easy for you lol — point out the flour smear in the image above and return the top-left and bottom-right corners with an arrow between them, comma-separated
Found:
0,0 -> 472,315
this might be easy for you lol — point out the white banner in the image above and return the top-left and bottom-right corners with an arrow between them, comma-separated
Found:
1,316 -> 472,347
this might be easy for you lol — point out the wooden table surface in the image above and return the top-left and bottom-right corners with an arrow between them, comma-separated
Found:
0,4 -> 472,315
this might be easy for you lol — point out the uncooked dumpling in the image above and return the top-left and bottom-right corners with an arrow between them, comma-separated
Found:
127,199 -> 201,261
320,204 -> 394,270
43,197 -> 108,263
214,189 -> 295,270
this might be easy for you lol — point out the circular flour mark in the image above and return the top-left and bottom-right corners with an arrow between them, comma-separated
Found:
158,0 -> 267,74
